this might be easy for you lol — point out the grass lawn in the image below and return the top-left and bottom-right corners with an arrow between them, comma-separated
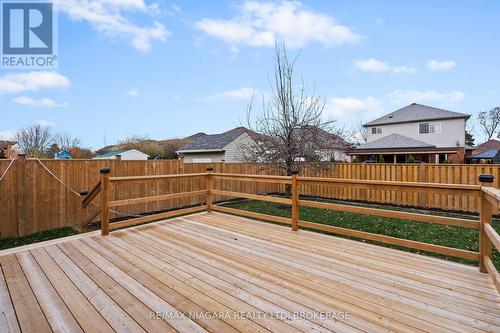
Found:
221,199 -> 500,269
0,227 -> 78,251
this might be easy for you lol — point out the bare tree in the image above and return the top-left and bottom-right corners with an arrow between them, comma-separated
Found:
478,107 -> 500,140
52,131 -> 81,150
241,43 -> 344,182
160,138 -> 190,159
118,135 -> 165,159
351,121 -> 368,144
15,124 -> 52,158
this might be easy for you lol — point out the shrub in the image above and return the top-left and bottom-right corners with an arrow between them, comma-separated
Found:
407,155 -> 416,163
378,155 -> 385,163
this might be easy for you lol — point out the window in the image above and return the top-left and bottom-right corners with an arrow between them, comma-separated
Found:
192,158 -> 213,163
419,122 -> 441,134
371,127 -> 382,134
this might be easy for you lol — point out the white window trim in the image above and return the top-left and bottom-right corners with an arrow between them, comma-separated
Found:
371,127 -> 383,134
418,121 -> 441,135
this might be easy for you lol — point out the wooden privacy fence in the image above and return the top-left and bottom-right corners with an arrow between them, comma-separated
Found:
86,167 -> 500,294
0,156 -> 275,239
299,163 -> 500,213
0,156 -> 499,238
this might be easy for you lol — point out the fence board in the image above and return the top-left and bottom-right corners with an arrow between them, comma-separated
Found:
0,160 -> 499,238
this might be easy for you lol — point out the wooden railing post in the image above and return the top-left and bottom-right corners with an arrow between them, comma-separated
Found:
207,166 -> 213,213
79,190 -> 89,232
100,167 -> 111,236
479,174 -> 494,273
291,168 -> 300,231
16,154 -> 28,236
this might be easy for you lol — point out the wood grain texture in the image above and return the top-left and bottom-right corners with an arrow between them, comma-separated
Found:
1,212 -> 499,332
1,160 -> 499,239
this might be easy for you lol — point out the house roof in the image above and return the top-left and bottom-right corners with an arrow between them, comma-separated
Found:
470,148 -> 498,159
473,139 -> 500,154
177,127 -> 255,152
354,133 -> 435,151
494,150 -> 500,164
297,125 -> 351,149
363,103 -> 470,127
0,140 -> 16,150
95,149 -> 148,158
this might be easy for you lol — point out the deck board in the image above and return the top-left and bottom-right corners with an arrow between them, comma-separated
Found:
0,211 -> 498,333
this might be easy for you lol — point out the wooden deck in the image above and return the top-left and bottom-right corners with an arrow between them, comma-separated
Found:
1,212 -> 499,333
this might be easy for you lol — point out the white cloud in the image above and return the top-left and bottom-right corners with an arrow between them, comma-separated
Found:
56,0 -> 169,52
169,3 -> 181,14
354,58 -> 390,73
0,71 -> 70,94
35,120 -> 56,127
196,1 -> 360,49
127,88 -> 139,97
354,58 -> 418,74
392,65 -> 418,74
387,89 -> 464,105
201,87 -> 260,102
12,96 -> 68,108
325,96 -> 383,119
0,130 -> 17,140
427,59 -> 456,71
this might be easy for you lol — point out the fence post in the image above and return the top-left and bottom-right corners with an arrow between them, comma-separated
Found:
291,168 -> 300,231
100,167 -> 111,236
79,190 -> 89,232
207,166 -> 213,213
479,174 -> 494,273
17,154 -> 28,236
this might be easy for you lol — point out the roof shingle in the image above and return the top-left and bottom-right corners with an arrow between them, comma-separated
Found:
178,127 -> 252,151
364,103 -> 470,127
354,133 -> 435,150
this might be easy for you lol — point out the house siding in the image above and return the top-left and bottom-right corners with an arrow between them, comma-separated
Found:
181,152 -> 225,163
93,149 -> 149,160
366,118 -> 466,148
222,133 -> 254,163
120,150 -> 149,160
180,133 -> 255,163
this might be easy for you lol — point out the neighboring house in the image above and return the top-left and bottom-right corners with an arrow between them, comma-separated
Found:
295,126 -> 351,162
93,149 -> 149,160
467,139 -> 500,164
472,139 -> 500,154
0,141 -> 17,159
177,127 -> 257,163
159,132 -> 208,158
177,126 -> 351,163
467,149 -> 500,164
350,103 -> 470,163
54,150 -> 72,159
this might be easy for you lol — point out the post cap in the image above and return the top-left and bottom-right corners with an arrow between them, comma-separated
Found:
206,166 -> 213,171
291,168 -> 300,175
100,167 -> 111,174
478,174 -> 494,183
79,190 -> 89,196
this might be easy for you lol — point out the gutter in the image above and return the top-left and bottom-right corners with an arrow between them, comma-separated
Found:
176,149 -> 225,154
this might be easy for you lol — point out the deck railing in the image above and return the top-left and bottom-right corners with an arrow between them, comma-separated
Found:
81,166 -> 499,291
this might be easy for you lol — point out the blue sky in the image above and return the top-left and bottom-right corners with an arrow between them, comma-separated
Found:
1,0 -> 499,149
